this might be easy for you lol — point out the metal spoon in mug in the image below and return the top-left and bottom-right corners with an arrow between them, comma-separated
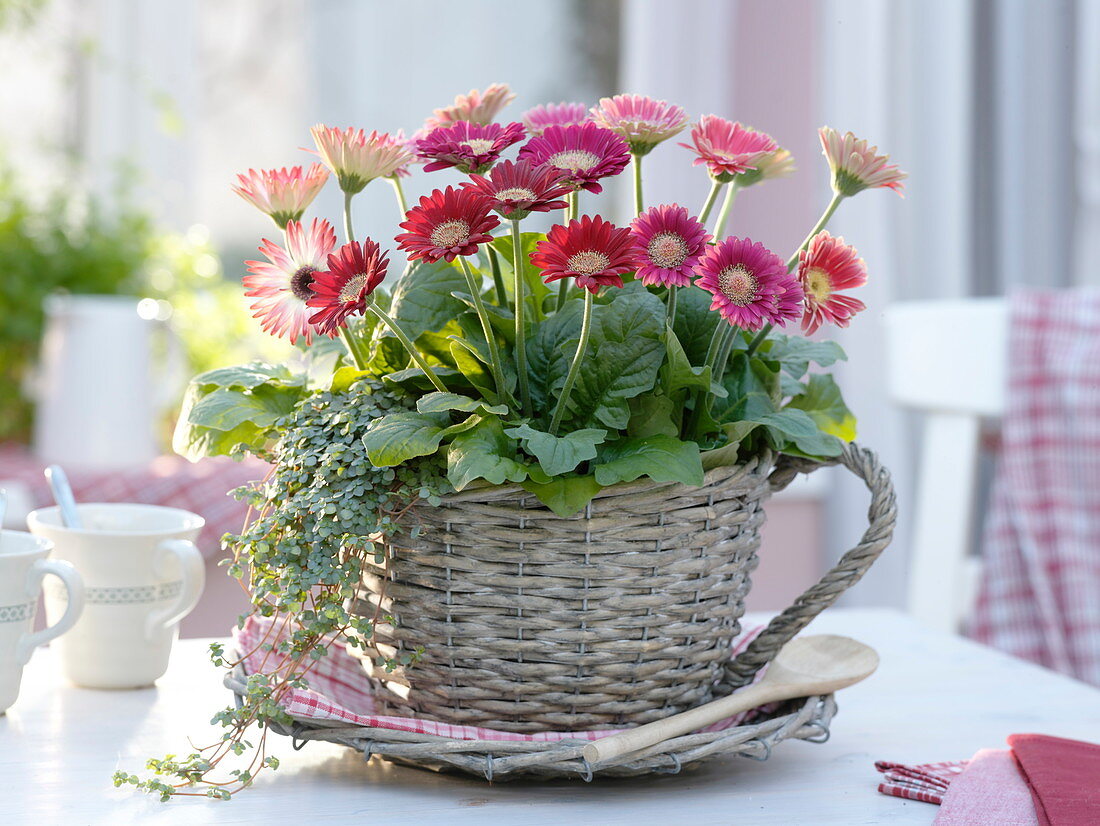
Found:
45,465 -> 83,529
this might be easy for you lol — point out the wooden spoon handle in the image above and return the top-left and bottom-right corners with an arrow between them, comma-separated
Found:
582,682 -> 792,765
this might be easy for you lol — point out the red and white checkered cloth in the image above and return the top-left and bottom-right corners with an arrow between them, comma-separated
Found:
968,290 -> 1100,685
0,444 -> 268,558
234,614 -> 769,742
875,759 -> 969,804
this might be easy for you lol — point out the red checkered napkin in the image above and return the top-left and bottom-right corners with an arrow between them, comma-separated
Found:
875,759 -> 969,804
234,615 -> 768,743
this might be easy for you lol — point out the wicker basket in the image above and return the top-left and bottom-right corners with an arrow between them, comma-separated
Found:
347,441 -> 896,735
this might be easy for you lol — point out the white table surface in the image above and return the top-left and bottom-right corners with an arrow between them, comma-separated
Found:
4,607 -> 1099,826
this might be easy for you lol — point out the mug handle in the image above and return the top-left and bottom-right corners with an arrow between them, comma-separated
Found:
722,441 -> 898,690
145,539 -> 205,639
17,559 -> 85,665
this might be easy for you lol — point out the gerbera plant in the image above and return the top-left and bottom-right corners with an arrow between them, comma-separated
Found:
121,82 -> 905,801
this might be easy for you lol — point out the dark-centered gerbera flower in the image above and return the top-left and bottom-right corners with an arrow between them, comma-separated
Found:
462,159 -> 571,220
694,236 -> 796,331
417,121 -> 526,174
530,215 -> 639,294
395,186 -> 500,262
307,239 -> 389,335
517,123 -> 630,194
630,204 -> 711,287
243,218 -> 336,344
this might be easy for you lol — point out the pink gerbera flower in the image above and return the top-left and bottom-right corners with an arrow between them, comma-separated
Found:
797,232 -> 867,334
521,102 -> 590,137
243,218 -> 336,344
630,205 -> 711,287
424,83 -> 516,129
310,126 -> 415,194
590,94 -> 689,156
518,123 -> 630,194
395,186 -> 500,262
231,164 -> 329,229
307,239 -> 389,335
530,215 -> 638,294
819,127 -> 906,196
462,159 -> 571,220
680,116 -> 778,182
416,121 -> 526,174
382,129 -> 422,179
694,236 -> 795,331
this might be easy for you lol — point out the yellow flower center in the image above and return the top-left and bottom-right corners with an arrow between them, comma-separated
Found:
567,250 -> 610,275
717,264 -> 758,306
460,138 -> 496,154
495,186 -> 537,201
429,219 -> 470,248
647,231 -> 688,269
804,267 -> 832,302
548,149 -> 600,172
338,273 -> 368,303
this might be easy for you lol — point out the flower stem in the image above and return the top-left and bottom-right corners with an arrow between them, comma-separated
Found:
697,179 -> 725,225
710,325 -> 739,384
632,153 -> 644,215
667,285 -> 678,328
556,192 -> 580,311
339,328 -> 367,370
511,220 -> 531,416
745,325 -> 771,357
388,177 -> 408,221
549,289 -> 594,435
458,256 -> 510,404
487,245 -> 508,306
712,183 -> 739,240
343,191 -> 356,244
785,191 -> 844,270
365,303 -> 448,393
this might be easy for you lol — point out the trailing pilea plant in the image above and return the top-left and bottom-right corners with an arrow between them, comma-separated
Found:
120,84 -> 904,799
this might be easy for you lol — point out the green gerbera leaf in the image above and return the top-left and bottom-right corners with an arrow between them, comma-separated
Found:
504,423 -> 607,477
446,416 -> 529,490
593,434 -> 705,487
787,373 -> 858,441
520,474 -> 602,517
361,411 -> 451,467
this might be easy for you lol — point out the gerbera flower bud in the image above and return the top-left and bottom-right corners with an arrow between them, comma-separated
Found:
818,127 -> 906,197
630,205 -> 711,288
521,102 -> 590,137
307,239 -> 389,336
310,125 -> 416,195
680,116 -> 778,183
231,164 -> 329,229
395,186 -> 500,263
424,83 -> 516,129
530,215 -> 639,294
797,232 -> 867,334
462,159 -> 571,220
416,121 -> 526,174
732,148 -> 796,188
243,218 -> 336,344
591,94 -> 689,156
694,236 -> 802,331
518,123 -> 630,194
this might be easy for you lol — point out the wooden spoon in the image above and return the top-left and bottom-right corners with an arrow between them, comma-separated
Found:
582,634 -> 879,765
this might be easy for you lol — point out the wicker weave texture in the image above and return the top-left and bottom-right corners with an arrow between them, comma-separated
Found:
349,457 -> 776,732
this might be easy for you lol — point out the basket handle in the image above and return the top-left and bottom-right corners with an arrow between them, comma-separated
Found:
722,441 -> 897,690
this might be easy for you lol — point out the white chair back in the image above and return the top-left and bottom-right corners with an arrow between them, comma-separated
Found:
884,298 -> 1008,632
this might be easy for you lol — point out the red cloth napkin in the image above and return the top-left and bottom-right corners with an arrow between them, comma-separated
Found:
1009,734 -> 1100,826
874,760 -> 968,804
933,749 -> 1038,825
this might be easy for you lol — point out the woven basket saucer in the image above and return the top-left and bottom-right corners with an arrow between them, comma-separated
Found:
225,663 -> 837,781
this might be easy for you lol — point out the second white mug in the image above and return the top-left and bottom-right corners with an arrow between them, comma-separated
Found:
27,503 -> 206,689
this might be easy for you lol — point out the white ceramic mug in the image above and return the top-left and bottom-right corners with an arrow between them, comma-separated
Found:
27,504 -> 205,689
0,530 -> 84,713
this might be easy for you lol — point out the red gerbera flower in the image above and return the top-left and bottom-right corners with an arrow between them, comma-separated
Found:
395,186 -> 500,262
517,123 -> 630,194
797,231 -> 867,334
462,159 -> 571,220
243,218 -> 336,344
694,236 -> 795,331
680,116 -> 778,183
417,121 -> 526,174
630,204 -> 711,287
530,215 -> 639,294
307,239 -> 389,335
